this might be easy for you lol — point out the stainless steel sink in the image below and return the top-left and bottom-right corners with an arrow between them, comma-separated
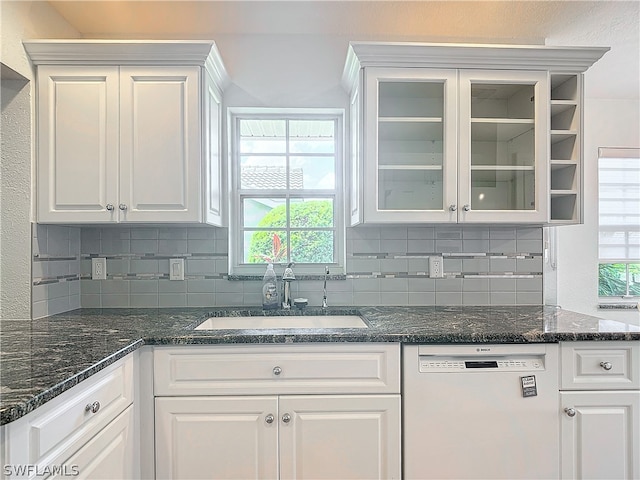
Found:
194,315 -> 368,330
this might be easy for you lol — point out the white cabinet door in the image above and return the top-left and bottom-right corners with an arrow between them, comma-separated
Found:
561,391 -> 640,480
363,67 -> 458,223
36,66 -> 119,223
279,395 -> 401,480
458,69 -> 549,223
155,396 -> 279,480
119,67 -> 201,223
55,406 -> 135,480
204,68 -> 224,226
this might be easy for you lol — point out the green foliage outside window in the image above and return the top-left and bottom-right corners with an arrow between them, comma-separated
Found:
248,200 -> 333,264
598,263 -> 640,296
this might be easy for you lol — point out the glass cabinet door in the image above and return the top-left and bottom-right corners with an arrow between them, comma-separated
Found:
364,68 -> 457,222
458,70 -> 548,223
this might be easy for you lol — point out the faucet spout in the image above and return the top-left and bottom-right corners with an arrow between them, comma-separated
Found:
322,266 -> 329,309
282,263 -> 295,309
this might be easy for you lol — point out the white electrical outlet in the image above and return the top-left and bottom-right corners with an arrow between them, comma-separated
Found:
429,255 -> 444,278
91,257 -> 107,280
169,258 -> 184,281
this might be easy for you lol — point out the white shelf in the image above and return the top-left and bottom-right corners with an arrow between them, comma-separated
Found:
550,190 -> 578,196
471,165 -> 535,171
471,121 -> 535,142
379,165 -> 442,170
550,131 -> 578,143
379,117 -> 442,123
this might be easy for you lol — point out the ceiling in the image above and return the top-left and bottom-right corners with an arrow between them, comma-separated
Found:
43,1 -> 640,98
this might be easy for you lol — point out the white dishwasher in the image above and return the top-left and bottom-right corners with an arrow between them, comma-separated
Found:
403,343 -> 559,479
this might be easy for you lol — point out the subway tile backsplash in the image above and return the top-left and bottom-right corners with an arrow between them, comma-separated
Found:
32,224 -> 543,316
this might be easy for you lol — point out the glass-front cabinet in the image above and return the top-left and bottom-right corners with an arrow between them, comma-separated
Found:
364,68 -> 458,222
458,70 -> 548,223
363,68 -> 547,223
346,42 -> 608,225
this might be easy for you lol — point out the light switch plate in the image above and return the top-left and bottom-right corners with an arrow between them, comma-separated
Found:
169,258 -> 185,281
91,258 -> 107,280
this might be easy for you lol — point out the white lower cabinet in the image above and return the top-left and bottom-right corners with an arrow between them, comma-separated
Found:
153,344 -> 401,480
58,405 -> 135,480
1,354 -> 135,479
560,341 -> 640,480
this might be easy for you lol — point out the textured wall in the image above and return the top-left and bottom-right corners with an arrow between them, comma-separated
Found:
0,1 -> 81,320
1,79 -> 31,320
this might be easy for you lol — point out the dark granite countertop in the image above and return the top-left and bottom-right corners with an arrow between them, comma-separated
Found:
1,305 -> 638,425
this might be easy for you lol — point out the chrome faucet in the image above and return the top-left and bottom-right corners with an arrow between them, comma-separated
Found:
282,263 -> 295,309
322,265 -> 329,309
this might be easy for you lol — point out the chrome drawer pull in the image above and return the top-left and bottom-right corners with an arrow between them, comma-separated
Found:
85,401 -> 100,414
564,407 -> 576,417
273,366 -> 282,376
600,361 -> 613,371
282,413 -> 291,424
265,414 -> 275,424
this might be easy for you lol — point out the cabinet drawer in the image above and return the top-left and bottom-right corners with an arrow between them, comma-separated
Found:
24,355 -> 134,467
154,343 -> 400,396
561,341 -> 640,390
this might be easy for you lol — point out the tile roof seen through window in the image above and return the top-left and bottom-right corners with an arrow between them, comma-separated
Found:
241,166 -> 303,189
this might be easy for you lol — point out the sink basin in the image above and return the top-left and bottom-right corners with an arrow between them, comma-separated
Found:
195,315 -> 368,330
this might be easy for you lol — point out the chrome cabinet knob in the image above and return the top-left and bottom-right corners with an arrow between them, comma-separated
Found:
119,203 -> 127,211
463,204 -> 471,211
273,366 -> 282,376
600,361 -> 613,371
282,413 -> 291,424
564,407 -> 576,417
265,414 -> 275,424
449,204 -> 457,212
85,401 -> 100,414
106,204 -> 114,211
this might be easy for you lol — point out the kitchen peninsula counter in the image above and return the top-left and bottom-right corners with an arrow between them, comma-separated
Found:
1,305 -> 638,425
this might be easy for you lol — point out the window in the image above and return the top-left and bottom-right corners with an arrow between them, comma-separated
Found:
598,148 -> 640,297
229,109 -> 344,275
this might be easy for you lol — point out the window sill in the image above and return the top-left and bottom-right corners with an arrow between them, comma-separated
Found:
598,302 -> 639,310
228,274 -> 347,282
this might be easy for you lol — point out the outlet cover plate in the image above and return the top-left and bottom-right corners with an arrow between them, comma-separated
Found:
429,255 -> 444,278
91,257 -> 107,280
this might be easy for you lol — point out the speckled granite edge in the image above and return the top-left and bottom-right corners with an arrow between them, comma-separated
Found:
0,340 -> 143,425
1,305 -> 638,426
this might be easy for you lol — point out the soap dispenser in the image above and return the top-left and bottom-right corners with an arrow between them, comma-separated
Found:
262,263 -> 279,310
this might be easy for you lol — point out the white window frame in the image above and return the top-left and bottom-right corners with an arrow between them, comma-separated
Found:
228,107 -> 345,276
598,147 -> 640,299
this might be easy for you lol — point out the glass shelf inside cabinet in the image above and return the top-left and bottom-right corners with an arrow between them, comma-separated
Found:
377,80 -> 446,211
469,83 -> 537,211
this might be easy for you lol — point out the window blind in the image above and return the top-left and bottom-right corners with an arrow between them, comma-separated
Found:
598,148 -> 640,262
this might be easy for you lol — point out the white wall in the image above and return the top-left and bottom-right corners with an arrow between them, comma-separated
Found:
556,96 -> 640,324
0,1 -> 80,319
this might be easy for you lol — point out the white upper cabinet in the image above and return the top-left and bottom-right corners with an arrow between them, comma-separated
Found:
25,40 -> 228,225
364,68 -> 458,223
458,69 -> 549,223
343,42 -> 608,225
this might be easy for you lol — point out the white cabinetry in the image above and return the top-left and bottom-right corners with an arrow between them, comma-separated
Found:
560,341 -> 640,479
24,41 -> 227,225
1,354 -> 135,479
153,344 -> 401,479
343,42 -> 608,225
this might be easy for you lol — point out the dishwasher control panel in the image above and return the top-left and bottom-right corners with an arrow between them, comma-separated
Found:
418,357 -> 545,372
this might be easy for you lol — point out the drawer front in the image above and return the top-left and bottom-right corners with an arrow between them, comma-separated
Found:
561,341 -> 640,390
154,343 -> 400,396
28,355 -> 134,466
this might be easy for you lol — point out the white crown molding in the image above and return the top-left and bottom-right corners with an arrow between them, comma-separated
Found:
342,41 -> 610,89
23,40 -> 228,85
